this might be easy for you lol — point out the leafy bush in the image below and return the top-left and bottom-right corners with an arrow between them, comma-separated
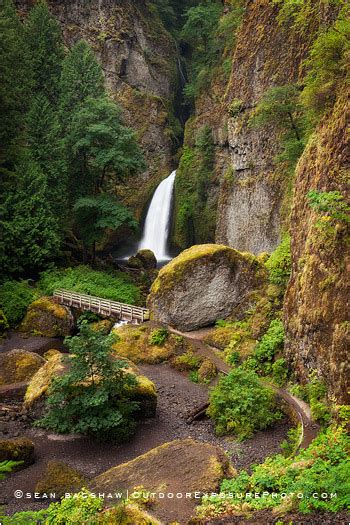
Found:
198,423 -> 350,517
207,368 -> 282,440
0,280 -> 37,327
244,319 -> 285,376
265,234 -> 291,289
271,358 -> 288,386
148,328 -> 168,346
38,265 -> 140,305
307,190 -> 350,224
37,323 -> 139,442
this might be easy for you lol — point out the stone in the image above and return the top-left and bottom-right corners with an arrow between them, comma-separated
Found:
0,349 -> 45,386
148,244 -> 266,331
135,249 -> 157,269
0,437 -> 35,470
35,460 -> 86,497
197,359 -> 217,382
91,438 -> 235,523
20,297 -> 75,337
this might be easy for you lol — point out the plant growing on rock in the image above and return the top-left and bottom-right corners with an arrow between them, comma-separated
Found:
38,323 -> 139,442
208,368 -> 282,440
148,327 -> 169,346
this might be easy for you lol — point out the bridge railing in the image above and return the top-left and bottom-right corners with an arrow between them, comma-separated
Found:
53,289 -> 150,323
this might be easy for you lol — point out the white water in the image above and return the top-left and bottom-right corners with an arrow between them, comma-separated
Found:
138,170 -> 176,261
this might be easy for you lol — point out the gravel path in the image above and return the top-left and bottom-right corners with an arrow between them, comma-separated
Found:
0,362 -> 290,515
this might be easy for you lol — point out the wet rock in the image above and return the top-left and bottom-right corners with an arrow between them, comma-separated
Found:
35,460 -> 86,497
0,437 -> 35,470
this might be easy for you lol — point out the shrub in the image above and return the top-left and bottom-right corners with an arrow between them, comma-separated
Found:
307,190 -> 350,225
207,368 -> 282,440
265,235 -> 291,289
0,280 -> 37,327
38,265 -> 140,305
271,358 -> 289,385
148,328 -> 168,346
244,319 -> 285,376
37,323 -> 139,442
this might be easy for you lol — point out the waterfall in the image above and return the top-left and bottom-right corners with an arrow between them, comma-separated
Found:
138,170 -> 176,261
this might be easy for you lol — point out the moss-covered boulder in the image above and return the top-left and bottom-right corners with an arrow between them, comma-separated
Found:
0,349 -> 45,386
92,438 -> 234,523
24,352 -> 157,417
147,244 -> 266,331
35,461 -> 86,497
90,319 -> 113,334
0,437 -> 35,470
198,359 -> 217,382
112,324 -> 185,364
136,249 -> 157,269
20,297 -> 75,337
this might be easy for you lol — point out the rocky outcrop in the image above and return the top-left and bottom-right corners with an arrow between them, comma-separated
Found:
0,349 -> 45,386
20,297 -> 75,337
284,88 -> 350,404
148,244 -> 266,331
92,438 -> 234,523
16,0 -> 179,218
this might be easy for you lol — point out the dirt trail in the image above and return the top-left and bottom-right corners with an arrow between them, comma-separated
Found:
169,326 -> 320,449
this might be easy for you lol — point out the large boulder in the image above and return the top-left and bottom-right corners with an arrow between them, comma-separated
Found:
92,438 -> 234,523
147,244 -> 266,331
0,349 -> 45,386
35,460 -> 86,497
128,249 -> 157,270
20,297 -> 75,337
0,437 -> 35,470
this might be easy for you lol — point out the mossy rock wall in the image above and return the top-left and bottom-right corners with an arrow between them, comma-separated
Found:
0,350 -> 45,386
20,297 -> 75,337
0,437 -> 35,470
284,87 -> 350,404
148,244 -> 267,331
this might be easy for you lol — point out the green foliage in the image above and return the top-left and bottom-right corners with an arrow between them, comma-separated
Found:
172,350 -> 202,371
66,97 -> 146,198
265,235 -> 292,289
198,424 -> 350,516
0,0 -> 30,165
250,84 -> 308,172
148,328 -> 169,346
271,358 -> 288,386
174,125 -> 216,248
0,156 -> 61,276
244,319 -> 285,376
24,0 -> 64,104
0,279 -> 37,327
0,459 -> 23,481
228,98 -> 243,117
301,11 -> 350,119
280,425 -> 302,457
207,367 -> 282,440
38,323 -> 139,442
38,265 -> 140,305
73,194 -> 137,262
307,190 -> 350,224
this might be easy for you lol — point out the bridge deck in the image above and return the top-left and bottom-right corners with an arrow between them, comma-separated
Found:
53,289 -> 149,323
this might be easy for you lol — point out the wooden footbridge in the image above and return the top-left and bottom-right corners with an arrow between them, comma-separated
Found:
53,289 -> 150,323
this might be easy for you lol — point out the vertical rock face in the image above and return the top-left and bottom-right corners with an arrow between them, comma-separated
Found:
284,90 -> 350,404
16,0 -> 178,216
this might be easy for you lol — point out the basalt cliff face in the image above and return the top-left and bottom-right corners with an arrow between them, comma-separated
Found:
16,0 -> 179,218
284,89 -> 350,404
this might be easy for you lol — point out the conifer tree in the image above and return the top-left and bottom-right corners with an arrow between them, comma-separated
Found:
25,0 -> 64,104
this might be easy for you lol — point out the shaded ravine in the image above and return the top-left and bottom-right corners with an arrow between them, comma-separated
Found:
169,326 -> 321,449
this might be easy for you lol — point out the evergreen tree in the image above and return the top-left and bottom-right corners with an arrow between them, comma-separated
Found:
66,96 -> 146,198
25,0 -> 64,104
59,40 -> 105,130
0,156 -> 60,276
27,94 -> 67,215
0,0 -> 30,167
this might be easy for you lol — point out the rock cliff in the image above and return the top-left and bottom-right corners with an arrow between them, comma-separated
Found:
284,87 -> 350,404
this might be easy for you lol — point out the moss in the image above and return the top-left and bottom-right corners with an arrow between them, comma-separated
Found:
90,319 -> 113,334
197,359 -> 217,383
35,460 -> 86,497
0,349 -> 45,386
171,351 -> 203,372
24,353 -> 66,408
20,297 -> 74,337
112,324 -> 178,364
43,349 -> 62,361
0,438 -> 34,470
